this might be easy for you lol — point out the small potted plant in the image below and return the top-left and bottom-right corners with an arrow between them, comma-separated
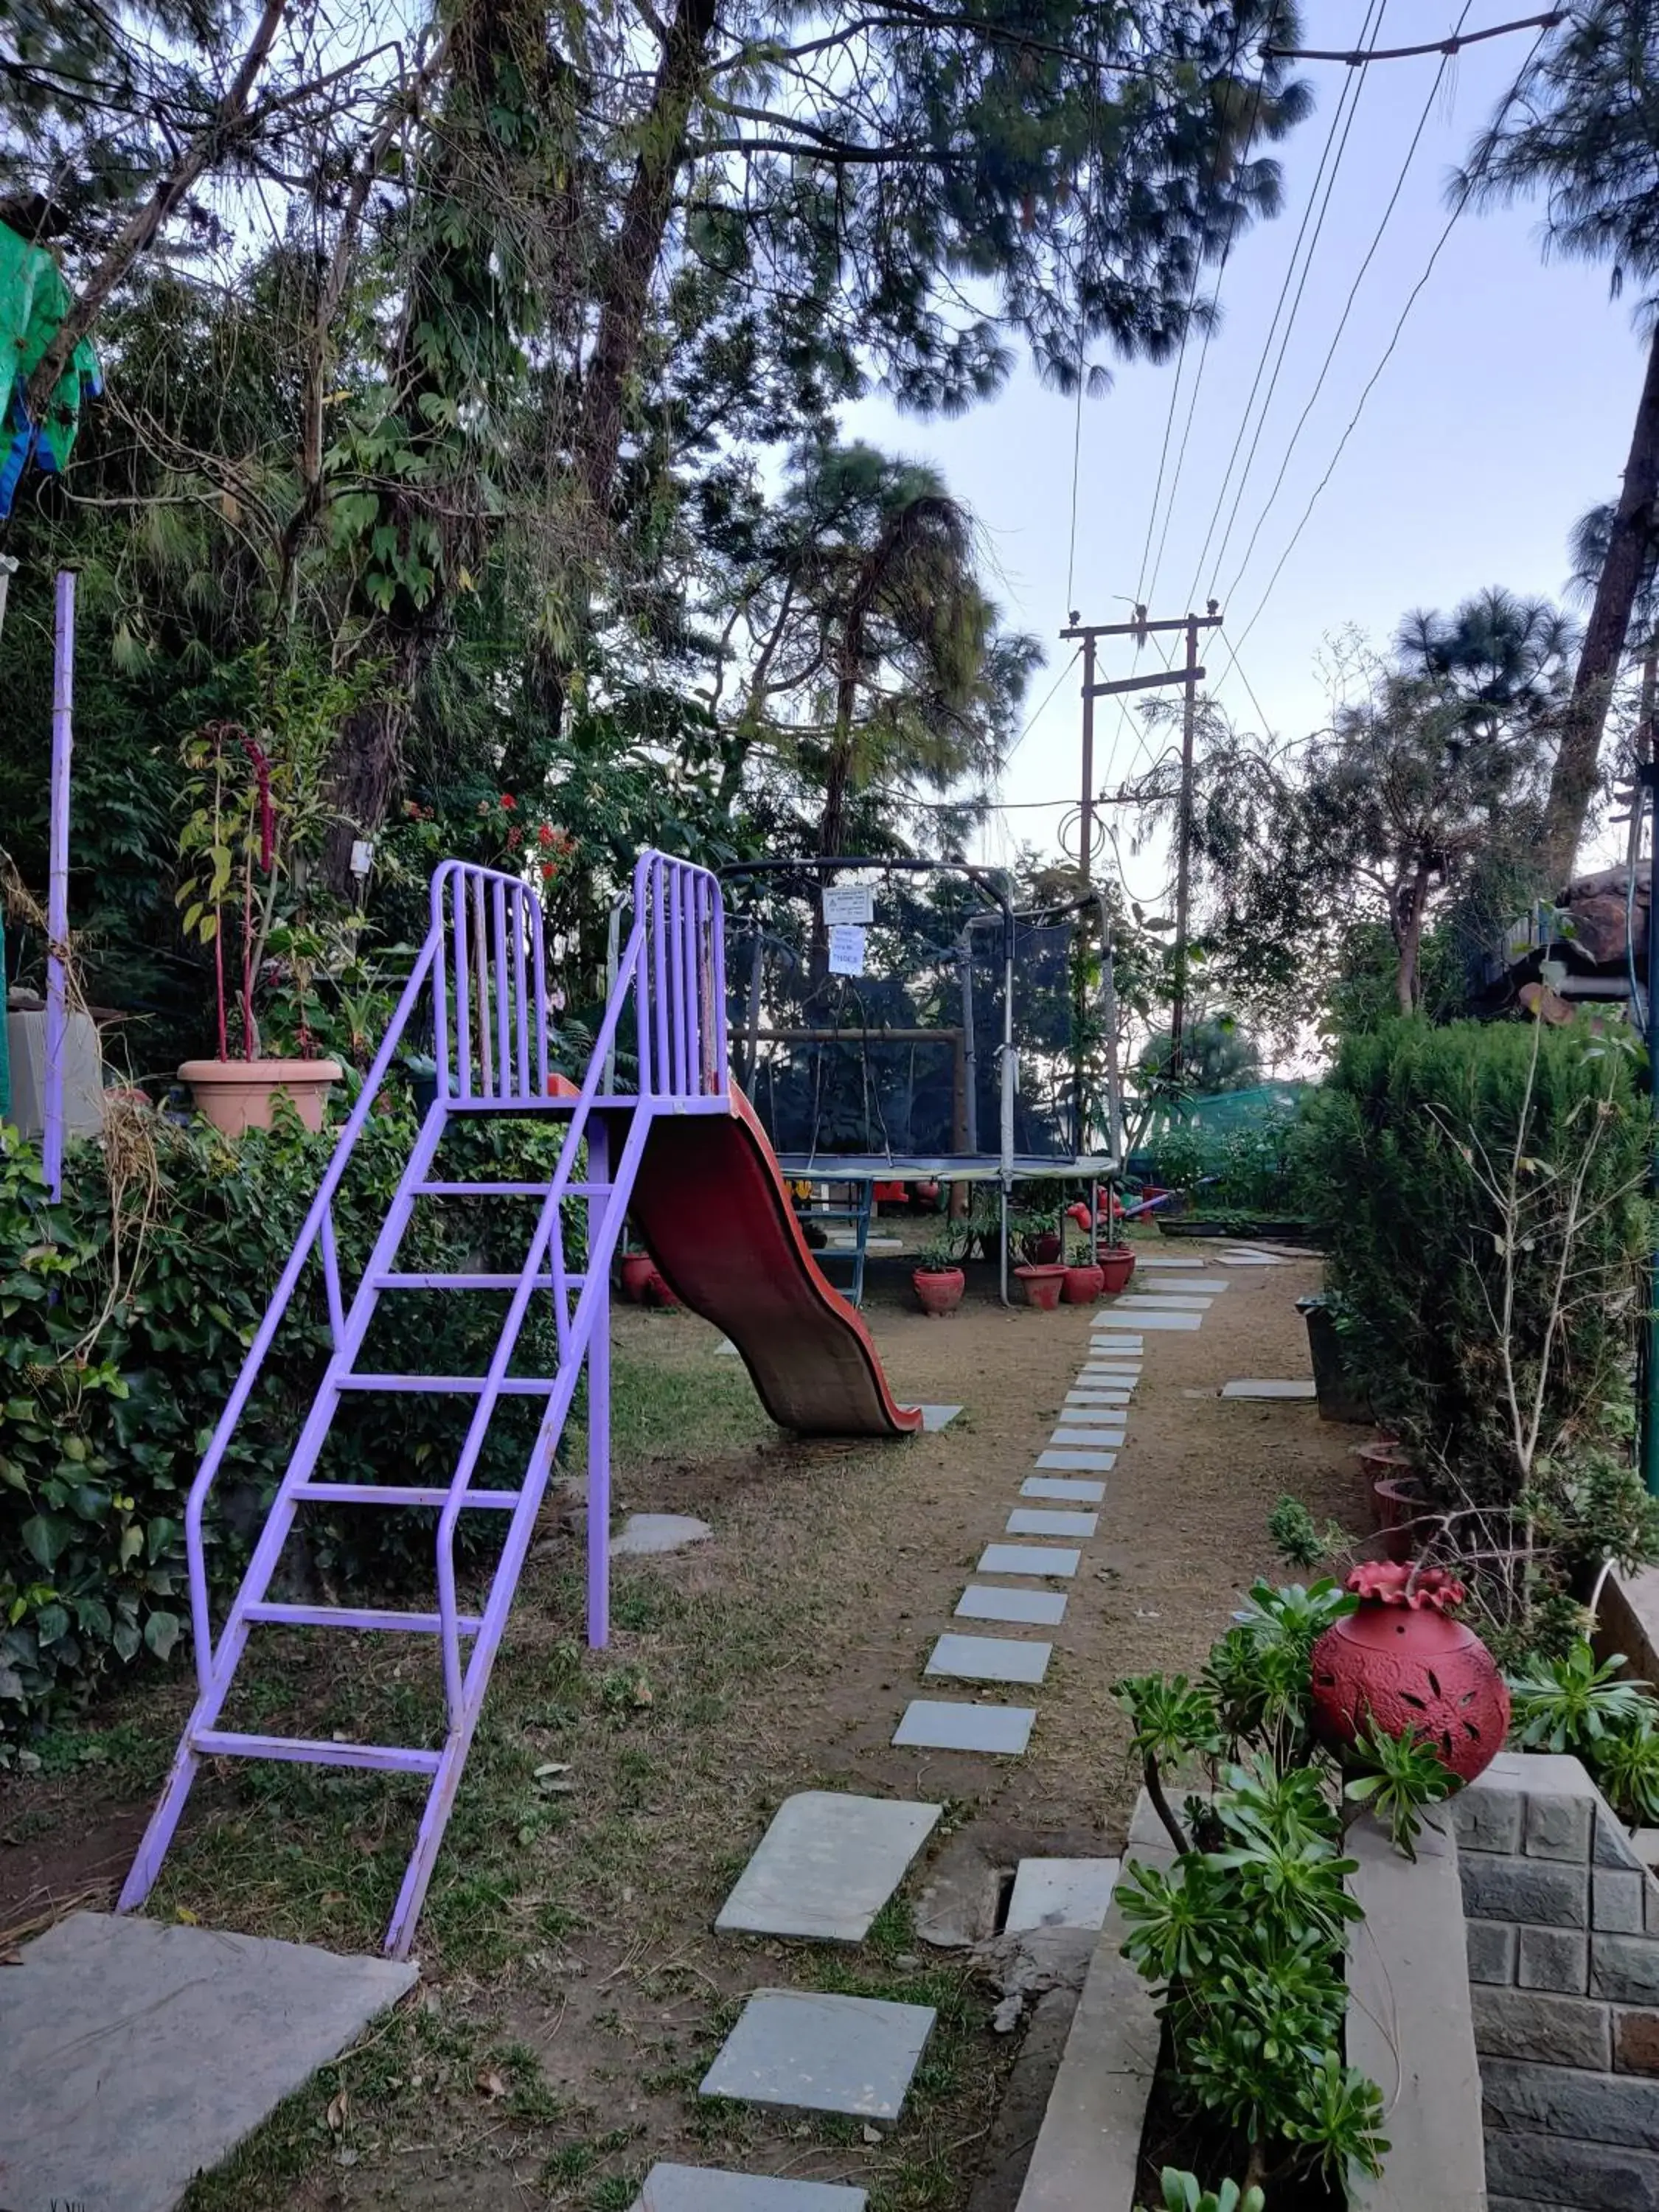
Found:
175,713 -> 341,1135
1062,1214 -> 1104,1304
619,1249 -> 658,1304
1096,1184 -> 1137,1295
912,1225 -> 967,1316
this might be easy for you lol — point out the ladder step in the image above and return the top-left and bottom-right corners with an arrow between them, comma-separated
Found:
414,1180 -> 611,1196
192,1729 -> 442,1775
334,1374 -> 557,1394
243,1601 -> 482,1635
372,1271 -> 587,1291
293,1482 -> 521,1509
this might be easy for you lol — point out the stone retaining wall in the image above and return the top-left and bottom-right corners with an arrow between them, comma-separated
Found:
1456,1750 -> 1659,2210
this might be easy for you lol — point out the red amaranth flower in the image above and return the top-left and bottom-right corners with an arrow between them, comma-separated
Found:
499,793 -> 516,810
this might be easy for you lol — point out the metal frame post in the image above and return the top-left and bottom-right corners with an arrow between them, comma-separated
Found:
1644,760 -> 1659,1498
43,569 -> 74,1200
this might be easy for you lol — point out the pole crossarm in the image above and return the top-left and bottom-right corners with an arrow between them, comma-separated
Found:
1085,665 -> 1207,699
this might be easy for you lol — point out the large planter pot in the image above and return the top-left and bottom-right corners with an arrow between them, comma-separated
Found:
178,1057 -> 342,1137
913,1266 -> 965,1317
1028,1232 -> 1062,1266
1062,1263 -> 1104,1304
1310,1562 -> 1509,1784
619,1253 -> 658,1304
1097,1248 -> 1136,1296
1015,1263 -> 1066,1311
1298,1294 -> 1373,1424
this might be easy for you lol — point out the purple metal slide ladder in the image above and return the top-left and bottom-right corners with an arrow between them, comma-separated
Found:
118,851 -> 728,1956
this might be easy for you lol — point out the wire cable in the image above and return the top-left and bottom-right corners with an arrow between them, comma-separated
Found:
1208,20 -> 1557,690
1183,0 -> 1388,608
1220,2 -> 1472,611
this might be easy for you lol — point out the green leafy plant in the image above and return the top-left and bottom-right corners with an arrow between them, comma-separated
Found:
1154,2170 -> 1265,2212
914,1222 -> 964,1273
1266,1494 -> 1349,1572
1343,1721 -> 1455,1860
1507,1642 -> 1656,1753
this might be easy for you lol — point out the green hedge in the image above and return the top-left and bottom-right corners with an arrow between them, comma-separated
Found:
0,1103 -> 569,1748
1298,1017 -> 1649,1511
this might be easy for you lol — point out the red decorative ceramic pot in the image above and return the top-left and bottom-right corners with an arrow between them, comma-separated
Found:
913,1266 -> 965,1317
1015,1263 -> 1066,1311
1310,1562 -> 1509,1785
1098,1248 -> 1136,1295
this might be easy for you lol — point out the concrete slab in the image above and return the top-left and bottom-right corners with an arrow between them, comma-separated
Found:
716,1337 -> 740,1354
1007,1507 -> 1099,1537
927,1632 -> 1051,1686
1048,1429 -> 1124,1448
1021,1477 -> 1106,1502
1065,1386 -> 1132,1401
1005,1858 -> 1121,1935
614,1513 -> 713,1554
1220,1379 -> 1316,1399
1122,1252 -> 1192,1267
1144,1275 -> 1228,1292
1106,1309 -> 1200,1330
956,1585 -> 1068,1626
634,2167 -> 867,2210
1110,1293 -> 1214,1310
715,1792 -> 942,1943
700,1987 -> 936,2122
917,1404 -> 962,1431
893,1700 -> 1035,1754
978,1543 -> 1080,1578
1033,1453 -> 1114,1475
0,1910 -> 418,2212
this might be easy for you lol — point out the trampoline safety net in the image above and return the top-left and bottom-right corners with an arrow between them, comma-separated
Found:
723,869 -> 1097,1169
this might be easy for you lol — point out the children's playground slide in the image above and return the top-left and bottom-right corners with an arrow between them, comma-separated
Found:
627,1085 -> 923,1437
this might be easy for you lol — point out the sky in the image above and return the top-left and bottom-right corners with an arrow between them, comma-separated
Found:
841,1 -> 1643,902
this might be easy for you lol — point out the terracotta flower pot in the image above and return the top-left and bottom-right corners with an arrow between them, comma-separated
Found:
619,1253 -> 657,1304
1354,1436 -> 1413,1481
179,1057 -> 342,1137
643,1267 -> 678,1308
1062,1263 -> 1105,1304
913,1266 -> 966,1317
1097,1248 -> 1136,1296
1028,1232 -> 1063,1265
1371,1474 -> 1427,1563
1310,1562 -> 1509,1785
1015,1262 -> 1066,1311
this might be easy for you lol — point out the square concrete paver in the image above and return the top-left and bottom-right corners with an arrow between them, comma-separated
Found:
716,1793 -> 941,1943
977,1542 -> 1079,1577
956,1584 -> 1068,1626
1007,1506 -> 1099,1537
1049,1429 -> 1124,1449
634,2166 -> 868,2210
1106,1309 -> 1200,1330
1147,1276 -> 1228,1292
700,1988 -> 936,2121
1034,1451 -> 1115,1474
1220,1379 -> 1317,1399
1126,1252 -> 1193,1267
892,1700 -> 1035,1753
927,1632 -> 1051,1685
1112,1293 -> 1214,1310
1004,1857 -> 1122,1934
0,1911 -> 418,2212
917,1405 -> 962,1431
1022,1476 -> 1105,1501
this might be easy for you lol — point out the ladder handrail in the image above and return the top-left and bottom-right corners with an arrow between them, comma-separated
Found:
179,860 -> 543,1693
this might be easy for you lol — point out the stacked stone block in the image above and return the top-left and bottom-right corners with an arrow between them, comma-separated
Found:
1456,1750 -> 1659,2209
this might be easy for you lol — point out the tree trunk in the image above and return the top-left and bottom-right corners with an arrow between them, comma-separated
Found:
1540,321 -> 1659,891
1395,861 -> 1433,1015
572,0 -> 720,522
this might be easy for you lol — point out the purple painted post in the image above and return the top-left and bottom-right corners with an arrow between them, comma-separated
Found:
42,570 -> 74,1202
586,1115 -> 611,1648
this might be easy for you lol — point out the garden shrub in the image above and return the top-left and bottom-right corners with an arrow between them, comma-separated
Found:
1298,1017 -> 1654,1646
0,1102 -> 573,1749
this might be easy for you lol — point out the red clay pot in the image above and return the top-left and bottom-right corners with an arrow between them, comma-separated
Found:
1062,1264 -> 1105,1304
644,1267 -> 679,1308
619,1253 -> 657,1304
1310,1562 -> 1509,1785
1097,1248 -> 1136,1296
1371,1475 -> 1427,1563
1015,1263 -> 1067,1312
913,1266 -> 966,1317
1029,1233 -> 1062,1265
1354,1436 -> 1413,1481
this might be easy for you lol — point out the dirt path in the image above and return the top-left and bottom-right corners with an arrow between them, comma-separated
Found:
1,1246 -> 1369,2211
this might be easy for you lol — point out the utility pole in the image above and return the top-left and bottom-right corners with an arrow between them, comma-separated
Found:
1059,602 -> 1223,1136
1169,613 -> 1202,1080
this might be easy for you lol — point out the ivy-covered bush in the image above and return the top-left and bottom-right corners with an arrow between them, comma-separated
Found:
1,1102 -> 570,1748
1297,1016 -> 1655,1649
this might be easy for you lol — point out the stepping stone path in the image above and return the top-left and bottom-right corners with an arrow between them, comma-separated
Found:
893,1700 -> 1035,1753
700,1988 -> 936,2124
614,1514 -> 712,1555
956,1582 -> 1068,1625
917,1403 -> 963,1430
1008,1506 -> 1099,1536
1005,1857 -> 1122,1934
927,1632 -> 1051,1685
1022,1476 -> 1105,1501
1222,1378 -> 1316,1399
978,1541 -> 1080,1576
715,1793 -> 940,1943
1034,1450 -> 1115,1472
633,2169 -> 868,2210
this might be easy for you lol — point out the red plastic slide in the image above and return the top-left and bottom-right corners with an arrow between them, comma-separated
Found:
627,1088 -> 924,1438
